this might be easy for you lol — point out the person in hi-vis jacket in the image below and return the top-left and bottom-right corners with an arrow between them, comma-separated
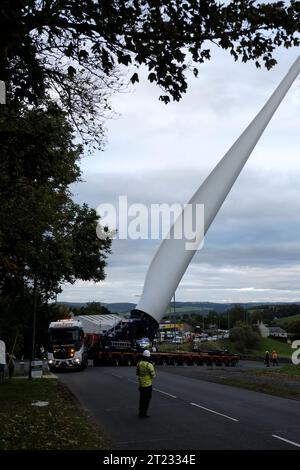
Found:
136,350 -> 156,418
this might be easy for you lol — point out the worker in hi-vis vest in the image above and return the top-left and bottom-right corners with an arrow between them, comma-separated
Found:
136,350 -> 156,418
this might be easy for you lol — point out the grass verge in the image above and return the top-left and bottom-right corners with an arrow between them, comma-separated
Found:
253,364 -> 300,379
272,364 -> 300,376
218,377 -> 300,400
0,378 -> 108,450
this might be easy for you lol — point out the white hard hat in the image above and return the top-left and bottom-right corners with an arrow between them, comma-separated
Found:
143,350 -> 151,357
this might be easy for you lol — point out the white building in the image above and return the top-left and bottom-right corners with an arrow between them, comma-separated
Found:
257,321 -> 287,339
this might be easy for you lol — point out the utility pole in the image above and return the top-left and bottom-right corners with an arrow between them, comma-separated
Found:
172,292 -> 176,335
28,276 -> 38,380
0,81 -> 6,104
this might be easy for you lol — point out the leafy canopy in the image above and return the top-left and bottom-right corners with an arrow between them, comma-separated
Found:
1,1 -> 299,146
0,103 -> 111,300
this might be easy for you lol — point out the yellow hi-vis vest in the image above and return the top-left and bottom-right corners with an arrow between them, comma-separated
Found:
136,360 -> 155,387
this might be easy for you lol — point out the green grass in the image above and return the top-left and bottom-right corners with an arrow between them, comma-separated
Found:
219,378 -> 300,400
0,378 -> 108,450
273,314 -> 300,327
263,364 -> 300,377
158,342 -> 193,352
158,336 -> 292,359
249,338 -> 292,358
194,337 -> 291,358
194,340 -> 240,353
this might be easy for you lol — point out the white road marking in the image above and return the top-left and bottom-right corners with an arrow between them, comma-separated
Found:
153,388 -> 177,399
111,373 -> 123,379
128,378 -> 138,384
190,402 -> 239,422
127,379 -> 177,398
272,435 -> 300,448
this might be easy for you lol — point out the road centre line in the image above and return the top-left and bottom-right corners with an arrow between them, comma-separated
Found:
272,435 -> 300,448
127,379 -> 177,398
127,378 -> 138,384
111,373 -> 123,379
190,402 -> 239,422
153,388 -> 177,399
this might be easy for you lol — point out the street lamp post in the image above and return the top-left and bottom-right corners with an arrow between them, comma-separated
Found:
173,292 -> 176,317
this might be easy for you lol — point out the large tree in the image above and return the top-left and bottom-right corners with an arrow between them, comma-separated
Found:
0,102 -> 111,301
1,1 -> 299,146
0,102 -> 112,354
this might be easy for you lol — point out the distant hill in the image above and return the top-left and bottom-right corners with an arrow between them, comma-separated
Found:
103,302 -> 137,313
57,301 -> 299,315
57,301 -> 136,313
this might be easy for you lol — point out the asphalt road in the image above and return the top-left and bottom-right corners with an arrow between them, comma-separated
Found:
58,364 -> 300,450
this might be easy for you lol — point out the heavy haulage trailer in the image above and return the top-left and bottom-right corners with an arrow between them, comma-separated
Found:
92,349 -> 239,367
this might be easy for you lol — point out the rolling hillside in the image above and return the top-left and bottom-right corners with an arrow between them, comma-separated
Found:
57,301 -> 300,315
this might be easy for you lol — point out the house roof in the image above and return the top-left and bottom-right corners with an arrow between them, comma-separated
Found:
268,326 -> 287,334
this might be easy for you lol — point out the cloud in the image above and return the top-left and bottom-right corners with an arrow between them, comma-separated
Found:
59,47 -> 300,304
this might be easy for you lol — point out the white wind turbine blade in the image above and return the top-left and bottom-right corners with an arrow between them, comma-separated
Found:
136,56 -> 300,324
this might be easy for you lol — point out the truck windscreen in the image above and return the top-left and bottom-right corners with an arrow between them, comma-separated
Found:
50,328 -> 80,344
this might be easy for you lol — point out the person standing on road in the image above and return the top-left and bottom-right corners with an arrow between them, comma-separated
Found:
0,340 -> 6,380
264,350 -> 270,367
271,350 -> 279,366
6,352 -> 15,379
136,350 -> 156,418
0,361 -> 5,380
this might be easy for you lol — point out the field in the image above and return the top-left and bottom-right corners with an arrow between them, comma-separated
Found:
273,314 -> 300,327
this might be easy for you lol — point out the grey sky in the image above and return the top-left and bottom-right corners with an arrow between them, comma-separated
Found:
58,46 -> 300,305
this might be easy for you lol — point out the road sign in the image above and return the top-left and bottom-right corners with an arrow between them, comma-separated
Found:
31,360 -> 43,378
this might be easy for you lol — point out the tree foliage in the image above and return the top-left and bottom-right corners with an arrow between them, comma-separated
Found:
0,102 -> 112,355
1,1 -> 299,146
0,102 -> 111,301
227,304 -> 247,327
0,295 -> 72,357
73,302 -> 112,316
229,322 -> 260,352
287,319 -> 300,335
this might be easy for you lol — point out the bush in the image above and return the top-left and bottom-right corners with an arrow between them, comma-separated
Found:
229,324 -> 260,353
287,319 -> 300,335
